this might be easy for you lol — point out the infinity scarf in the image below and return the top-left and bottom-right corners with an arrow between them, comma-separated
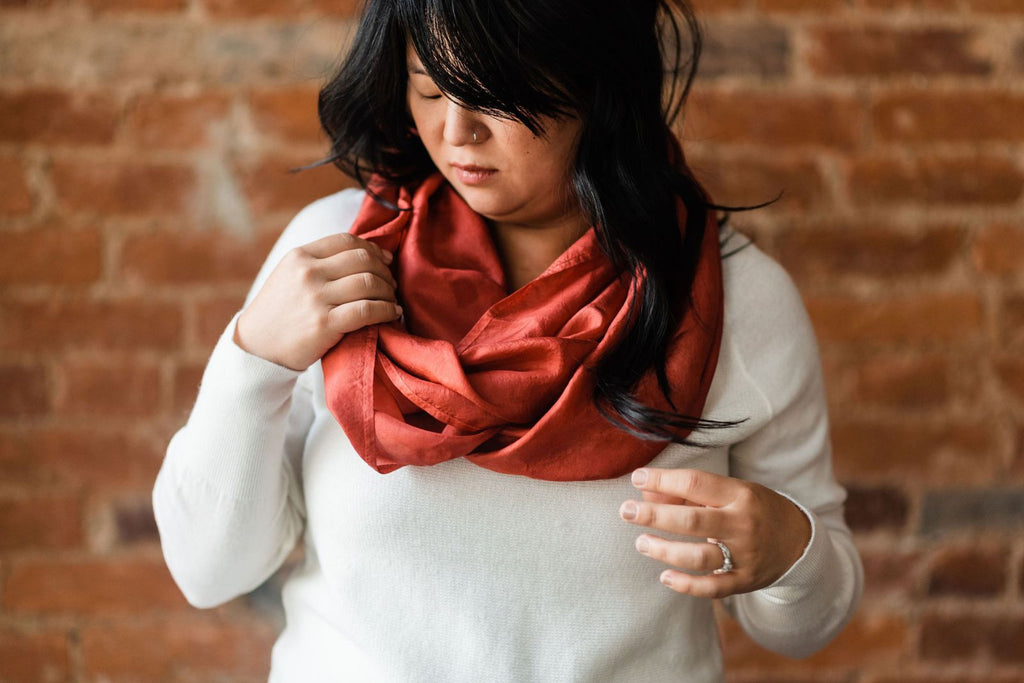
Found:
321,174 -> 723,481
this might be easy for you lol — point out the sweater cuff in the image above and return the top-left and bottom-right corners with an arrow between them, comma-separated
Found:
756,492 -> 837,604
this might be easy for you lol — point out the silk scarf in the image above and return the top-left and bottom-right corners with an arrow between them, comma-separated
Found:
321,173 -> 723,481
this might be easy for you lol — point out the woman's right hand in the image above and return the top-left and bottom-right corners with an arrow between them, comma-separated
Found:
234,233 -> 401,371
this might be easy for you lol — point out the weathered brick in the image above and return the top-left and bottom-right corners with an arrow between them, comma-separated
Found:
875,91 -> 1024,143
833,419 -> 997,483
0,363 -> 48,417
250,85 -> 324,144
125,91 -> 232,149
691,154 -> 829,212
51,159 -> 196,215
4,557 -> 187,614
53,357 -> 162,418
843,353 -> 951,410
81,618 -> 276,678
0,226 -> 103,285
689,22 -> 790,79
926,542 -> 1008,597
113,497 -> 160,545
920,614 -> 1024,663
0,89 -> 120,144
81,0 -> 187,12
0,629 -> 69,683
972,223 -> 1024,276
996,356 -> 1024,404
848,155 -> 1023,206
685,90 -> 863,149
844,485 -> 909,532
919,489 -> 1024,535
119,228 -> 274,285
0,428 -> 163,490
0,495 -> 82,551
808,27 -> 992,77
204,0 -> 361,18
806,292 -> 984,346
0,298 -> 183,353
860,548 -> 925,598
1003,293 -> 1024,348
238,155 -> 355,214
194,295 -> 246,349
0,156 -> 32,215
775,225 -> 964,280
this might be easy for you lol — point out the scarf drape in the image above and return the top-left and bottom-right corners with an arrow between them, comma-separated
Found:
321,174 -> 723,481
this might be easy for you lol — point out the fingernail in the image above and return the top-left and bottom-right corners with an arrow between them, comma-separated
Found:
660,571 -> 673,587
635,536 -> 650,554
382,249 -> 394,263
620,501 -> 638,521
631,469 -> 648,487
395,305 -> 403,317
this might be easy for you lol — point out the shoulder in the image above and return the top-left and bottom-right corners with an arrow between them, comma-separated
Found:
719,231 -> 822,417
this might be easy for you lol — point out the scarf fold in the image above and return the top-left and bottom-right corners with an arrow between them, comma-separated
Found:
321,173 -> 723,481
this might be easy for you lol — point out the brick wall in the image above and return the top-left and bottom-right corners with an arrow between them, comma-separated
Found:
1,0 -> 1022,681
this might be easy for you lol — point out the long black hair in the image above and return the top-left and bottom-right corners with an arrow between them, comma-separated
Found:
318,0 -> 736,443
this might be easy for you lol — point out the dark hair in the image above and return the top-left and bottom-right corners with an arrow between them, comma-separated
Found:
319,0 -> 735,443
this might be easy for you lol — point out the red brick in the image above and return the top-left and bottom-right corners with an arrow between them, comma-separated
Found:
81,0 -> 187,12
113,497 -> 159,545
250,85 -> 324,144
205,0 -> 361,18
972,223 -> 1024,275
848,154 -> 1023,206
806,292 -> 984,346
125,91 -> 231,149
845,353 -> 952,409
0,89 -> 120,145
4,557 -> 187,614
685,90 -> 863,149
807,27 -> 992,77
920,614 -> 1024,663
238,155 -> 355,215
875,91 -> 1024,143
926,542 -> 1008,597
832,418 -> 998,483
843,485 -> 909,532
53,357 -> 161,418
755,0 -> 848,10
995,356 -> 1024,404
0,156 -> 32,215
1003,294 -> 1024,347
691,154 -> 829,213
860,548 -> 926,598
0,298 -> 183,353
120,228 -> 274,285
0,226 -> 103,285
81,618 -> 276,678
0,364 -> 48,417
0,629 -> 70,683
194,295 -> 246,348
775,225 -> 964,281
173,361 -> 205,415
860,0 -> 957,8
0,495 -> 82,551
0,428 -> 163,490
968,0 -> 1024,11
721,611 -> 907,671
52,159 -> 196,215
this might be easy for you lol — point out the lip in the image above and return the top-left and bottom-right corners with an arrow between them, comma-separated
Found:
450,162 -> 497,186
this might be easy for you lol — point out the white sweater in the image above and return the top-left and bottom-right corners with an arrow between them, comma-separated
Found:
154,189 -> 863,682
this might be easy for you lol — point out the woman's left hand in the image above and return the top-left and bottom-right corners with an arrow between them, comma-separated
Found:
619,468 -> 812,598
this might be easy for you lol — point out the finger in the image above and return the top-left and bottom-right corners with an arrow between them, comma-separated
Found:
302,232 -> 393,265
327,299 -> 403,335
319,248 -> 397,287
658,569 -> 742,599
641,491 -> 691,505
631,468 -> 738,508
322,272 -> 397,306
619,499 -> 730,538
635,534 -> 725,574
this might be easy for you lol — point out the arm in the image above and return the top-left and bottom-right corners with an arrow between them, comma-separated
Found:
153,189 -> 386,607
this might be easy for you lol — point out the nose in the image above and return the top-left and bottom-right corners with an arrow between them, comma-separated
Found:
443,99 -> 488,146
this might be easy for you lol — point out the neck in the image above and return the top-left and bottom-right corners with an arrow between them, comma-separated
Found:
490,213 -> 589,291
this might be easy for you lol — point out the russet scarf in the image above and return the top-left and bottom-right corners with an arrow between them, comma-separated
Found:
321,173 -> 723,481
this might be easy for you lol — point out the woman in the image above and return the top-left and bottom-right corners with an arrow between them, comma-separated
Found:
153,0 -> 863,680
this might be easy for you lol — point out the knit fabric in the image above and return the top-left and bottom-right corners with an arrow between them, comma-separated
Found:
154,189 -> 863,683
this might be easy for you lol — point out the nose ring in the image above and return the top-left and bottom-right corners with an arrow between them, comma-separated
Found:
472,130 -> 478,143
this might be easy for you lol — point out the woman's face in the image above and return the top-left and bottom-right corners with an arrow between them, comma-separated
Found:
406,45 -> 585,235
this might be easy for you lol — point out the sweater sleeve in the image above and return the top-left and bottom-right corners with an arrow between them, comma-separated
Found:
153,189 -> 365,608
720,250 -> 864,658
